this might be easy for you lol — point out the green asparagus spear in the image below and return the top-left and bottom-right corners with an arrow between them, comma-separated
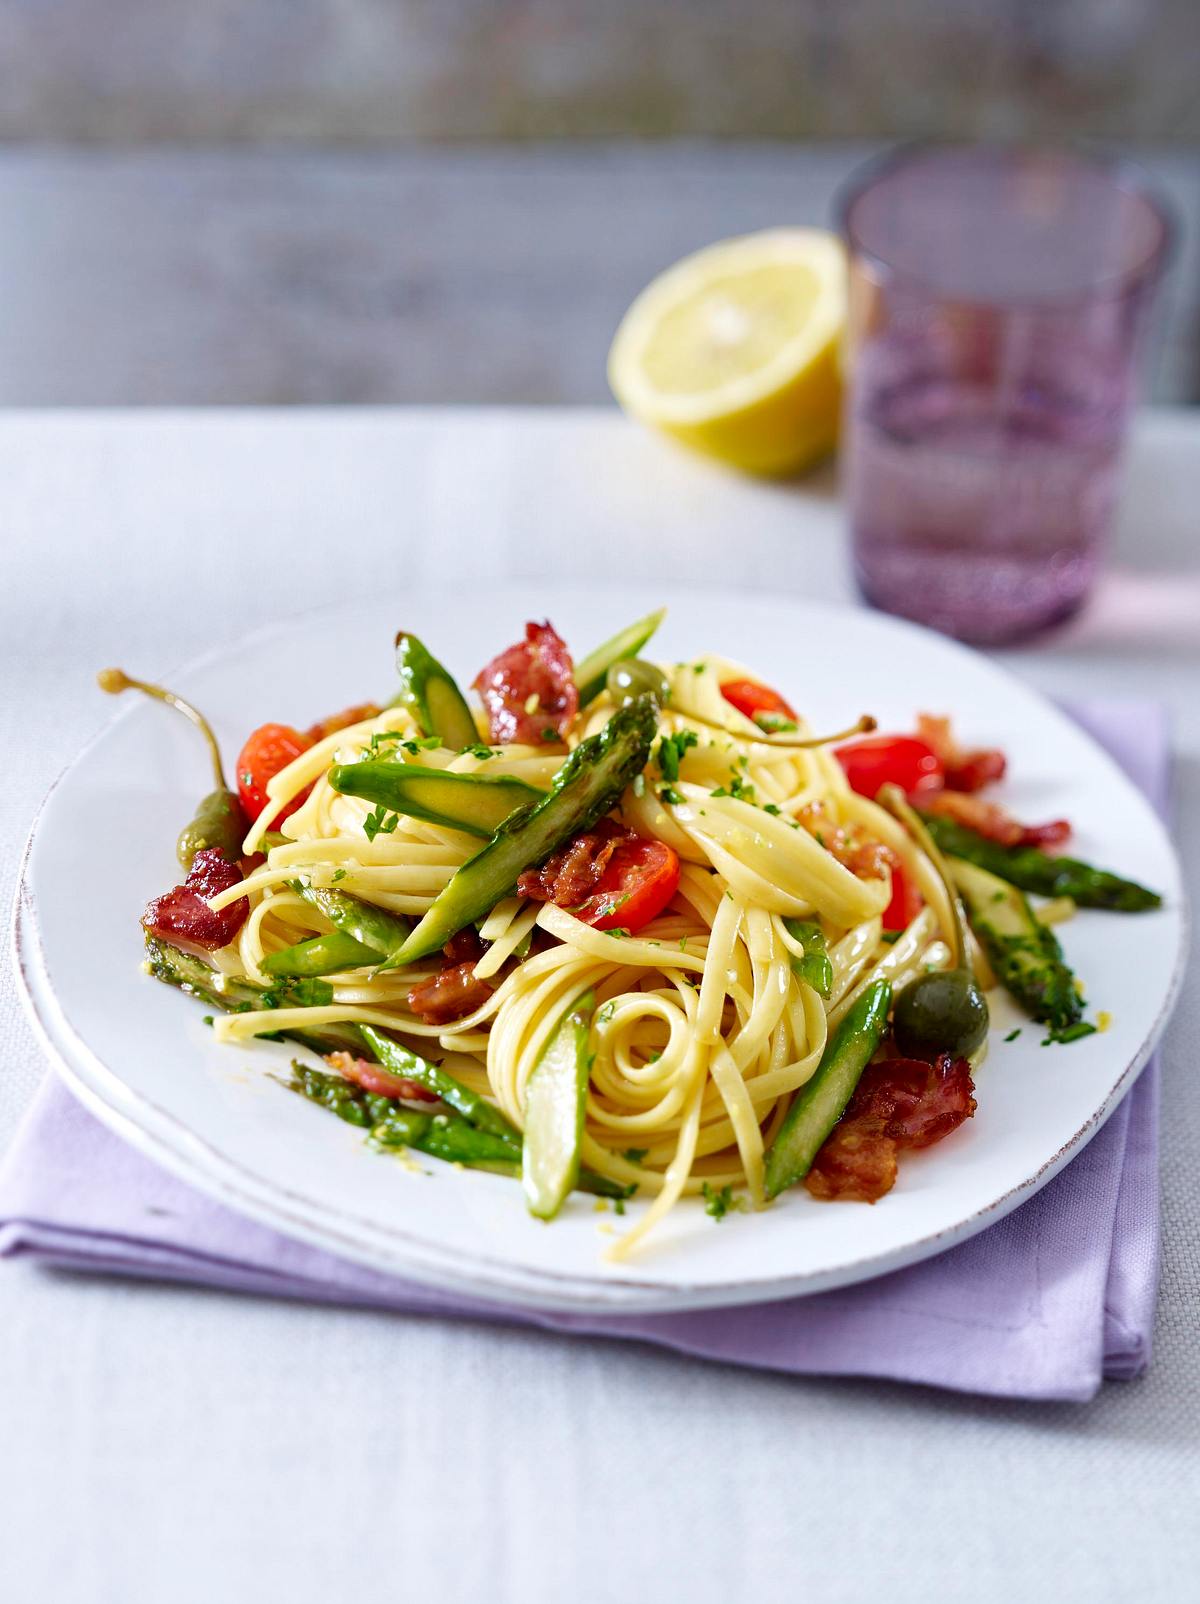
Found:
289,882 -> 410,954
329,763 -> 544,838
379,694 -> 659,967
144,936 -> 361,1055
522,989 -> 596,1220
356,1024 -> 521,1147
764,979 -> 892,1199
919,813 -> 1161,913
947,856 -> 1083,1031
574,607 -> 667,708
287,1061 -> 630,1198
392,633 -> 479,750
783,918 -> 833,999
260,929 -> 379,979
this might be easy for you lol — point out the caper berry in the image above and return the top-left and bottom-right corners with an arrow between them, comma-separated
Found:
606,657 -> 670,709
892,968 -> 989,1060
176,787 -> 245,869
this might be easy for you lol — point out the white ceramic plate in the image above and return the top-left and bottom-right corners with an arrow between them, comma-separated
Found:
13,587 -> 1186,1313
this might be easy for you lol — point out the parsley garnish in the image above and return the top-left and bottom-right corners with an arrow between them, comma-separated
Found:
363,804 -> 401,842
460,743 -> 495,760
1004,1027 -> 1022,1043
541,727 -> 559,743
367,730 -> 440,757
710,775 -> 756,803
331,868 -> 347,883
755,713 -> 798,734
1041,1021 -> 1098,1046
658,785 -> 684,806
702,1182 -> 743,1221
656,729 -> 698,783
613,1197 -> 626,1216
623,1148 -> 649,1164
763,803 -> 782,816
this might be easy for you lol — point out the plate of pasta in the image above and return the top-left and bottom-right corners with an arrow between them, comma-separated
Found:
15,588 -> 1185,1312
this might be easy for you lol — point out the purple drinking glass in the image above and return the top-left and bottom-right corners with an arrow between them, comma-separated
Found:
837,145 -> 1175,644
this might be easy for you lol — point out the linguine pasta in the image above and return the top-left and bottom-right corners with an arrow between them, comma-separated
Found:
203,653 -> 957,1258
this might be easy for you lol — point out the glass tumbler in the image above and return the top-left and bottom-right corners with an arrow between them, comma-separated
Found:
838,145 -> 1174,644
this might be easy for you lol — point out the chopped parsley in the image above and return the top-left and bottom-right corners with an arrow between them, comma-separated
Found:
459,743 -> 496,760
623,1148 -> 649,1165
710,775 -> 756,803
656,729 -> 698,783
762,803 -> 782,816
658,785 -> 684,806
1004,1027 -> 1022,1043
363,804 -> 401,842
755,713 -> 798,734
701,1182 -> 743,1221
1041,1021 -> 1098,1046
541,727 -> 559,743
368,730 -> 440,757
331,868 -> 347,883
613,1197 -> 626,1216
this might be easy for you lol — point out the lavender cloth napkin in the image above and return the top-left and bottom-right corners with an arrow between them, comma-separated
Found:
0,702 -> 1168,1402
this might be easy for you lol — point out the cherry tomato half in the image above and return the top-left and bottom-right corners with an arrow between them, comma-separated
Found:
575,838 -> 681,933
882,859 -> 924,932
834,735 -> 945,800
720,679 -> 797,725
236,723 -> 313,824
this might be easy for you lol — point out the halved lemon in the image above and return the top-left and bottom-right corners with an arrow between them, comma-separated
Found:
608,229 -> 846,477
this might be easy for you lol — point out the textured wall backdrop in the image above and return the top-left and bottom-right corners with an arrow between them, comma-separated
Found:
1,0 -> 1197,144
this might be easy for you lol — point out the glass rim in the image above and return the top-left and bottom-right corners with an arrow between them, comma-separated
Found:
835,140 -> 1178,309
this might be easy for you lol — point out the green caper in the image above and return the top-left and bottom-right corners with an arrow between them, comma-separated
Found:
606,657 -> 670,708
176,787 -> 245,869
99,667 -> 246,869
892,968 -> 989,1060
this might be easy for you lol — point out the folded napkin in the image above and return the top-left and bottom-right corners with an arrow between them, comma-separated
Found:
0,702 -> 1168,1402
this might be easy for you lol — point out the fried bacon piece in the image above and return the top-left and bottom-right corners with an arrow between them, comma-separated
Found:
141,848 -> 248,955
517,818 -> 634,908
473,620 -> 579,745
804,1053 -> 977,1203
919,789 -> 1071,849
306,703 -> 382,744
325,1050 -> 439,1104
795,801 -> 894,881
406,928 -> 494,1026
916,714 -> 1007,793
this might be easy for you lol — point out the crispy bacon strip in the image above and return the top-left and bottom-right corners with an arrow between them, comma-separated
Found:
920,789 -> 1071,849
407,928 -> 494,1026
306,703 -> 382,744
517,818 -> 634,908
804,1054 -> 977,1203
795,801 -> 893,881
473,621 -> 579,745
326,1050 -> 439,1104
916,713 -> 1006,793
141,848 -> 248,955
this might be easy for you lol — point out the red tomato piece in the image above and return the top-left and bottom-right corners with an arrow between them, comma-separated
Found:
834,735 -> 945,800
236,723 -> 313,824
576,837 -> 681,933
720,679 -> 797,725
882,859 -> 923,932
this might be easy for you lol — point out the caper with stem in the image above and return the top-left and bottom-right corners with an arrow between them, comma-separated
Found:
877,782 -> 990,1060
97,667 -> 246,868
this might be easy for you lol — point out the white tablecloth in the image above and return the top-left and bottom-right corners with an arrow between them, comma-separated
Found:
2,408 -> 1197,1602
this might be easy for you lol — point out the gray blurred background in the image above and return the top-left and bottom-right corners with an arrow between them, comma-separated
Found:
1,0 -> 1197,405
